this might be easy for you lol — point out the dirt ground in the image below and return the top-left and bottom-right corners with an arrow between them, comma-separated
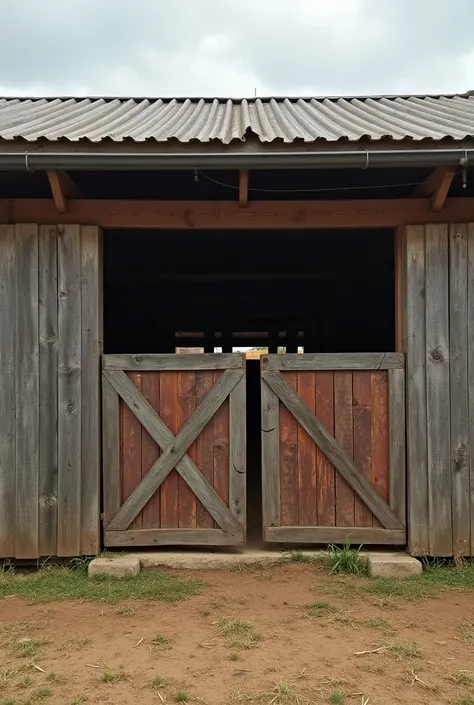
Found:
1,564 -> 474,705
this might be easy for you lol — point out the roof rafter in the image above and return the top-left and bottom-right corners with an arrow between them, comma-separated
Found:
46,170 -> 83,213
239,170 -> 249,207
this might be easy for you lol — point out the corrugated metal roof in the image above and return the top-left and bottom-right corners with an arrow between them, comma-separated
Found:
1,94 -> 474,144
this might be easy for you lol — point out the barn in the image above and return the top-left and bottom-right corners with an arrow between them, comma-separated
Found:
0,93 -> 474,559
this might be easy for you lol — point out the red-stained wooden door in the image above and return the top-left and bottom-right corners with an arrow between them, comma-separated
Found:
261,353 -> 406,545
102,353 -> 246,547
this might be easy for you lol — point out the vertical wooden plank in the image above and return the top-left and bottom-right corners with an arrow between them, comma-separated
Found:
141,372 -> 161,529
213,370 -> 230,507
395,226 -> 407,353
334,371 -> 354,527
297,371 -> 317,526
57,224 -> 82,556
177,370 -> 197,528
425,223 -> 452,556
38,225 -> 58,557
316,371 -> 335,526
196,370 -> 215,528
450,223 -> 470,556
80,225 -> 101,554
229,371 -> 246,530
102,376 -> 120,527
160,371 -> 179,528
261,367 -> 281,529
279,371 -> 298,526
468,223 -> 474,557
0,226 -> 16,557
352,371 -> 372,527
15,224 -> 40,559
406,224 -> 429,556
371,371 -> 389,527
122,372 -> 142,529
389,367 -> 406,526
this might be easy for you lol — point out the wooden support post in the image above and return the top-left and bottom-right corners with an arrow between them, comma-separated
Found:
239,170 -> 249,207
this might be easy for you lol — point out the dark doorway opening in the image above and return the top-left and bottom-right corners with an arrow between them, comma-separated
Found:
103,228 -> 395,545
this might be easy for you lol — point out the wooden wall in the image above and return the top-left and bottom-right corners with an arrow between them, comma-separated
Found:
406,223 -> 474,557
0,224 -> 102,559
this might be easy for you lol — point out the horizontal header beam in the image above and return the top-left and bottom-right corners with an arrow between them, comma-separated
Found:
1,198 -> 473,229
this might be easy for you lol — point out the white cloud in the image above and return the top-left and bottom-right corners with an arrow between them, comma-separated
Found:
0,0 -> 473,97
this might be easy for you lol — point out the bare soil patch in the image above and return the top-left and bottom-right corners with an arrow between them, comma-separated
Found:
1,564 -> 474,704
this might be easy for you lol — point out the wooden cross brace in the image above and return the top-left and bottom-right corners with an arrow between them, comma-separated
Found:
104,368 -> 244,532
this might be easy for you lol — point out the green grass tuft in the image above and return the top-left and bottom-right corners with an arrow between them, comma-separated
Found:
304,601 -> 334,614
13,638 -> 46,659
0,566 -> 203,604
329,691 -> 344,705
101,669 -> 130,684
35,688 -> 53,699
327,539 -> 366,575
173,691 -> 189,703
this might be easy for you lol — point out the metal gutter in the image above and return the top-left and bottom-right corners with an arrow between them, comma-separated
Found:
0,148 -> 472,171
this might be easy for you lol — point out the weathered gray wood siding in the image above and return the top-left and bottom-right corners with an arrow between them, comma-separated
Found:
406,223 -> 474,557
0,224 -> 102,559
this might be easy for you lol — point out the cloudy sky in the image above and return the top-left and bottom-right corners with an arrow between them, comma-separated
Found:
1,0 -> 474,98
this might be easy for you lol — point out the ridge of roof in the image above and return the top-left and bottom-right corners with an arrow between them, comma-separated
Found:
0,92 -> 472,102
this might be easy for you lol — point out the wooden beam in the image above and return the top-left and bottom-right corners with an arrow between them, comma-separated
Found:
411,165 -> 456,199
431,169 -> 456,212
239,169 -> 249,207
1,197 -> 474,229
46,170 -> 83,213
265,526 -> 405,544
47,171 -> 67,213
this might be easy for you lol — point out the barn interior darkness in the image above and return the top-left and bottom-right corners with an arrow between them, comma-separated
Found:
103,226 -> 395,543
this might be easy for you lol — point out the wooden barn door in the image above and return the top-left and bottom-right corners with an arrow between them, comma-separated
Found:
102,353 -> 246,546
261,353 -> 406,545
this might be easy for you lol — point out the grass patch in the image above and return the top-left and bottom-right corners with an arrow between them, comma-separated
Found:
329,691 -> 344,705
101,669 -> 130,684
446,671 -> 474,686
13,638 -> 46,659
459,695 -> 474,705
362,618 -> 392,629
173,692 -> 188,703
280,550 -> 319,564
304,601 -> 334,614
0,566 -> 203,604
18,676 -> 33,689
45,674 -> 65,685
327,540 -> 366,575
267,680 -> 298,704
150,634 -> 171,651
389,642 -> 421,659
229,652 -> 240,661
35,689 -> 52,699
364,561 -> 474,600
220,618 -> 261,650
459,622 -> 474,643
151,676 -> 170,689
